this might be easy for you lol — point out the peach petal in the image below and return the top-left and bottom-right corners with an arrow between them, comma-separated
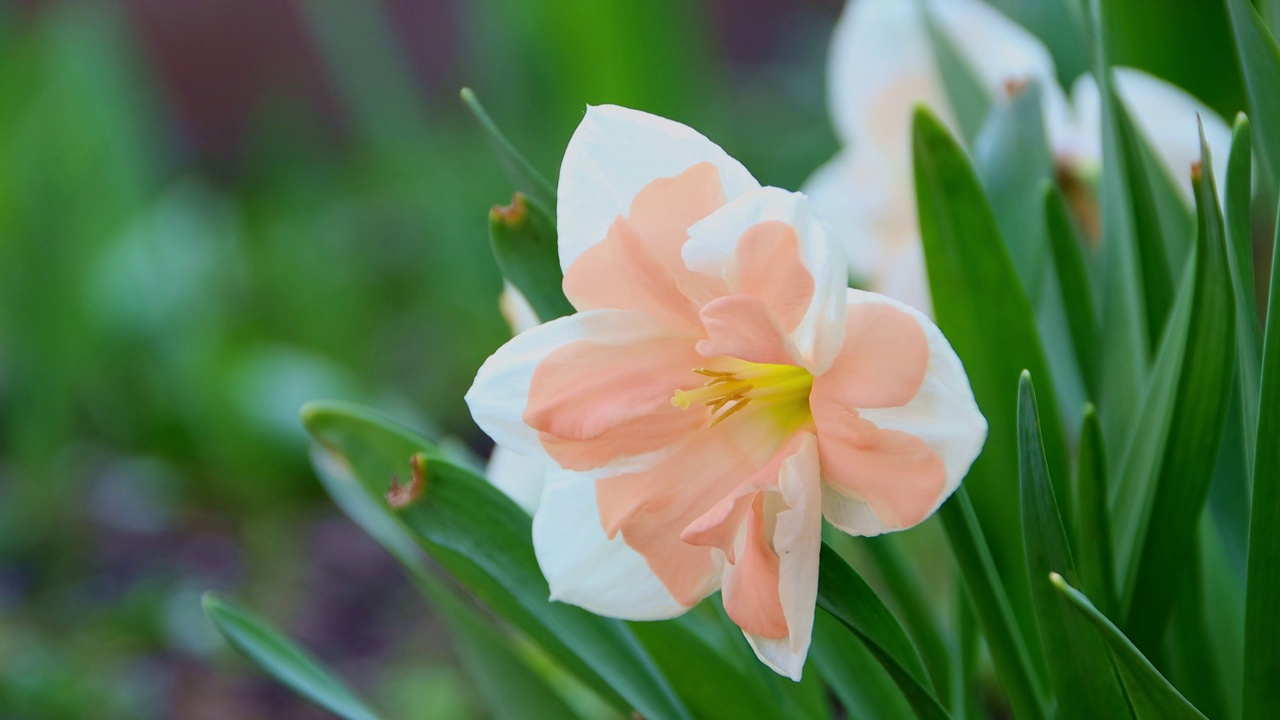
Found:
595,426 -> 759,605
811,298 -> 928,410
562,163 -> 728,327
722,494 -> 789,639
696,295 -> 799,366
734,221 -> 815,331
524,332 -> 705,471
816,411 -> 946,529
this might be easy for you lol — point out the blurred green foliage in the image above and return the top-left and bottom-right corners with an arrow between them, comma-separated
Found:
0,1 -> 835,717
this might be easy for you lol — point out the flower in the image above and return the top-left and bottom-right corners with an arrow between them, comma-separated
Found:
805,0 -> 1233,313
485,284 -> 549,515
466,105 -> 987,679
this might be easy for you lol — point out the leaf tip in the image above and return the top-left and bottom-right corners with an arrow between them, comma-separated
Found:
1048,571 -> 1067,590
491,193 -> 528,227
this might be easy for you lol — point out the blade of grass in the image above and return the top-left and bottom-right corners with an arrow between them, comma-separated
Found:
1224,0 -> 1280,182
1073,404 -> 1116,618
1045,183 -> 1102,399
461,87 -> 558,209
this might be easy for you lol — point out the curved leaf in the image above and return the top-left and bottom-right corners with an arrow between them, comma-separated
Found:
489,192 -> 574,322
202,593 -> 383,720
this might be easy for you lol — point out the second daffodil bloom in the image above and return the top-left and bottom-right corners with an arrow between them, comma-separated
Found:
466,105 -> 987,679
805,0 -> 1233,313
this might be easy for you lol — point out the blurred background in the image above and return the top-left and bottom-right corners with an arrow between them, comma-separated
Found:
0,0 -> 1256,718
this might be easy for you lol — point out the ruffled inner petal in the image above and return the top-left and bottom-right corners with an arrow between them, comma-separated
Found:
524,331 -> 705,471
696,295 -> 799,366
732,220 -> 815,331
810,298 -> 929,410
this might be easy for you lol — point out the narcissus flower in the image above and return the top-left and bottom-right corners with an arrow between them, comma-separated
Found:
466,105 -> 987,679
805,0 -> 1233,313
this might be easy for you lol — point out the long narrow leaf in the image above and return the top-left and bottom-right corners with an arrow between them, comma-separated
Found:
202,594 -> 384,720
913,106 -> 1068,681
1226,114 -> 1262,482
1050,575 -> 1209,719
863,535 -> 952,700
460,87 -> 557,208
1073,404 -> 1116,618
1123,128 -> 1237,655
1045,184 -> 1101,399
815,544 -> 950,720
939,490 -> 1047,720
1244,203 -> 1280,717
810,612 -> 914,719
1224,0 -> 1280,182
489,193 -> 574,322
1018,372 -> 1128,718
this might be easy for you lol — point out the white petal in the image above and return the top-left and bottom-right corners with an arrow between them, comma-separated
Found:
485,445 -> 546,515
464,308 -> 673,459
828,0 -> 1061,153
533,466 -> 686,620
557,105 -> 760,272
741,432 -> 823,681
828,0 -> 950,152
822,290 -> 987,536
682,187 -> 849,374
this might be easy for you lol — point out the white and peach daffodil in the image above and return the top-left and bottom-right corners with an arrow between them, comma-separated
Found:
805,0 -> 1233,313
466,105 -> 987,680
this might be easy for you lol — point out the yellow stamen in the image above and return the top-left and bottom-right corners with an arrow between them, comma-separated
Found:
671,359 -> 813,428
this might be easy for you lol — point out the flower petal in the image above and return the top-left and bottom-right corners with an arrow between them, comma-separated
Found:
697,295 -> 799,366
740,432 -> 822,681
465,309 -> 691,463
595,423 -> 762,606
814,290 -> 986,535
562,162 -> 731,328
683,187 -> 847,373
485,446 -> 546,515
533,466 -> 686,620
558,105 -> 760,272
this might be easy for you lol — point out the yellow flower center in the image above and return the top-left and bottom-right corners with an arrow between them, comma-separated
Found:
671,359 -> 814,429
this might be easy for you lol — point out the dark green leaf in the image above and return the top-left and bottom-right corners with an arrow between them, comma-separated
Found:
460,87 -> 558,208
301,402 -> 693,720
202,594 -> 383,720
1051,575 -> 1208,719
862,535 -> 952,701
938,490 -> 1047,720
1244,202 -> 1280,718
810,611 -> 913,719
815,544 -> 950,720
1164,544 -> 1230,720
1226,115 -> 1262,483
1073,404 -> 1116,618
489,193 -> 575,322
1018,372 -> 1128,718
311,449 -> 587,720
913,104 -> 1067,683
1224,0 -> 1280,182
1123,127 -> 1237,656
1045,184 -> 1102,399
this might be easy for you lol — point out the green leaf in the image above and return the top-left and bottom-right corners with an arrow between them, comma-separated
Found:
1164,544 -> 1230,720
1018,372 -> 1129,718
460,87 -> 558,209
938,490 -> 1048,720
1089,1 -> 1153,459
301,402 -> 693,720
311,449 -> 587,720
974,84 -> 1054,304
202,594 -> 383,720
862,535 -> 952,701
1122,127 -> 1237,655
912,104 -> 1067,681
815,544 -> 950,720
1044,184 -> 1102,399
1226,115 -> 1262,481
1244,202 -> 1280,718
982,0 -> 1089,86
1224,0 -> 1280,182
489,193 -> 575,322
810,611 -> 914,719
1073,404 -> 1117,618
1051,575 -> 1208,719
